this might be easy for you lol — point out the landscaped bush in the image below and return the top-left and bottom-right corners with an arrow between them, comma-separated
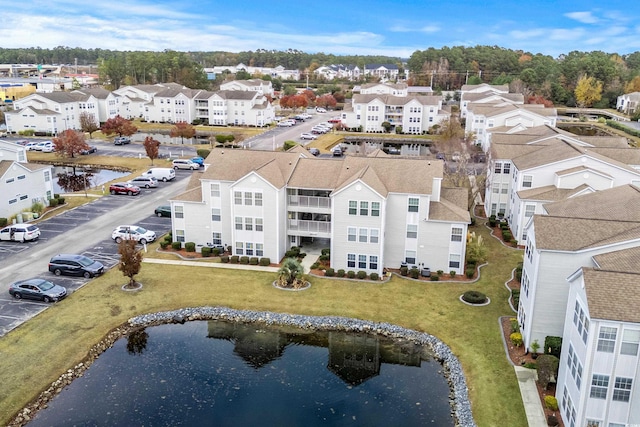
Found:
185,242 -> 196,252
57,197 -> 65,205
502,231 -> 512,242
310,262 -> 320,269
510,318 -> 520,333
240,256 -> 249,264
430,275 -> 439,281
324,268 -> 335,277
437,270 -> 444,276
321,248 -> 330,256
49,198 -> 59,207
259,257 -> 270,266
462,290 -> 487,304
400,266 -> 408,276
510,332 -> 523,347
54,193 -> 60,199
537,355 -> 560,390
249,257 -> 259,265
337,269 -> 345,277
409,267 -> 419,279
284,246 -> 301,258
212,248 -> 220,256
489,215 -> 497,227
465,268 -> 475,278
544,395 -> 558,411
523,362 -> 537,370
511,289 -> 520,308
171,241 -> 182,250
160,241 -> 170,250
544,336 -> 563,358
230,255 -> 239,264
356,271 -> 367,279
449,270 -> 456,278
347,270 -> 356,279
318,254 -> 330,262
546,415 -> 559,427
0,218 -> 7,227
201,247 -> 212,257
221,255 -> 229,263
370,272 -> 379,281
196,148 -> 211,158
515,262 -> 523,282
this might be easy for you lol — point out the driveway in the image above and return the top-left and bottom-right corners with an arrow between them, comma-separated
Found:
0,169 -> 193,336
242,112 -> 336,150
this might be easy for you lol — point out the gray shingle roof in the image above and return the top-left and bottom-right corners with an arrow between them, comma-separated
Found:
583,268 -> 640,323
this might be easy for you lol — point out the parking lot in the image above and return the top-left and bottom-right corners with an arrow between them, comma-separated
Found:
0,169 -> 193,336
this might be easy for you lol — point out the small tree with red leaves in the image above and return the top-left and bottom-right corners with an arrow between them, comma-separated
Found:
118,239 -> 143,289
101,115 -> 138,138
169,121 -> 196,144
143,136 -> 161,165
316,94 -> 337,109
53,129 -> 90,159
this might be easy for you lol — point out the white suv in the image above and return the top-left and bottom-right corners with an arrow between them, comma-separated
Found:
172,159 -> 199,170
111,225 -> 156,244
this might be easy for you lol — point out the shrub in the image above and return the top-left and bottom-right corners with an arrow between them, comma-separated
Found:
515,262 -> 523,282
510,318 -> 520,333
321,248 -> 330,256
324,268 -> 335,277
164,235 -> 172,244
463,290 -> 487,304
221,255 -> 229,263
196,148 -> 211,158
511,289 -> 520,308
523,362 -> 537,369
54,193 -> 60,199
212,248 -> 220,256
259,257 -> 270,266
356,271 -> 367,279
488,215 -> 497,227
249,257 -> 259,265
465,268 -> 475,278
544,336 -> 563,358
160,241 -> 170,250
347,270 -> 356,279
240,256 -> 249,264
400,266 -> 408,276
31,201 -> 45,214
0,218 -> 7,227
57,197 -> 65,205
449,270 -> 456,278
337,269 -> 345,277
283,140 -> 298,151
537,355 -> 560,390
201,247 -> 212,257
502,231 -> 512,242
546,415 -> 559,427
510,332 -> 523,347
230,255 -> 239,264
49,198 -> 59,207
430,275 -> 440,281
409,267 -> 419,279
284,246 -> 301,258
437,270 -> 444,276
310,262 -> 320,270
318,254 -> 330,262
185,242 -> 196,252
370,272 -> 379,281
171,241 -> 182,250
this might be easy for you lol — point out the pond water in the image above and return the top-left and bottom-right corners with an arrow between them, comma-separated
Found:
27,320 -> 454,427
52,166 -> 129,193
132,132 -> 210,145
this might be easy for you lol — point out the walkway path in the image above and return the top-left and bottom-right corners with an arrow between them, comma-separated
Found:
514,366 -> 548,427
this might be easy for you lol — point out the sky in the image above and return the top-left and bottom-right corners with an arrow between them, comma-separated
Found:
2,0 -> 639,59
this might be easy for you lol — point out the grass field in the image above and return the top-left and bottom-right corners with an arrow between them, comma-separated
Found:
0,220 -> 527,426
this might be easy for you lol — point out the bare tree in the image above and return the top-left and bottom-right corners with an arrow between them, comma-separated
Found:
118,239 -> 143,289
79,111 -> 100,138
143,136 -> 161,165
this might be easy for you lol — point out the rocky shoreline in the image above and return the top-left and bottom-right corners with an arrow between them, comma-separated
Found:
10,306 -> 476,427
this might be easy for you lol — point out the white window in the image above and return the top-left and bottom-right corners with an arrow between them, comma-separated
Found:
174,205 -> 184,219
175,230 -> 185,242
405,250 -> 416,264
244,192 -> 252,206
347,253 -> 356,268
449,254 -> 461,269
613,377 -> 632,402
360,201 -> 368,216
348,200 -> 357,215
359,228 -> 368,242
522,175 -> 533,188
590,374 -> 609,399
234,191 -> 242,205
245,217 -> 253,231
501,183 -> 508,194
256,243 -> 264,256
407,224 -> 417,238
371,201 -> 380,216
524,205 -> 535,218
408,197 -> 419,212
246,242 -> 254,256
235,241 -> 243,255
503,163 -> 510,174
573,301 -> 589,344
358,254 -> 367,269
254,193 -> 262,206
235,217 -> 243,230
347,227 -> 356,242
567,344 -> 583,388
494,162 -> 502,174
255,218 -> 263,232
44,171 -> 51,182
451,227 -> 463,242
597,327 -> 617,353
370,229 -> 379,243
212,232 -> 222,245
369,255 -> 378,270
210,183 -> 220,197
492,182 -> 499,194
212,208 -> 221,221
621,329 -> 640,356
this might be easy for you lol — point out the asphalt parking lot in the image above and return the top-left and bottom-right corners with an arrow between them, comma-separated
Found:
0,169 -> 193,336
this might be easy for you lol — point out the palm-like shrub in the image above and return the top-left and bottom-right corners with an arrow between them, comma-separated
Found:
276,258 -> 306,289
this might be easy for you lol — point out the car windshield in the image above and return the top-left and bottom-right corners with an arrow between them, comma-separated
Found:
78,256 -> 95,267
133,227 -> 148,234
37,281 -> 54,291
26,225 -> 38,232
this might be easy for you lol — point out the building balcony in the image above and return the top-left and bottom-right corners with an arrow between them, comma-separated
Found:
287,219 -> 331,238
287,195 -> 331,213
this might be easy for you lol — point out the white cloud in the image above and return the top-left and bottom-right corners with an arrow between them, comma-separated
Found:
564,11 -> 599,24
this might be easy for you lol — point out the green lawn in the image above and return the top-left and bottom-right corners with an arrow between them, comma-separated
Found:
0,221 -> 526,426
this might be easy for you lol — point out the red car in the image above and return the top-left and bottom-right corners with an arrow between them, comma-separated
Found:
109,182 -> 141,196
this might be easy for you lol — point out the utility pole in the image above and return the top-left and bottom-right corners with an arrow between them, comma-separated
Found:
430,70 -> 434,88
465,70 -> 469,85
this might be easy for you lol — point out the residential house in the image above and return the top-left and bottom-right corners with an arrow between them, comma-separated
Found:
341,94 -> 448,134
0,160 -> 54,219
204,64 -> 300,80
220,79 -> 274,97
0,140 -> 28,163
518,185 -> 640,353
169,148 -> 470,277
363,64 -> 403,81
5,91 -> 100,134
459,83 -> 510,118
358,82 -> 408,96
113,83 -> 180,120
557,247 -> 640,427
72,87 -> 121,123
616,92 -> 640,115
194,90 -> 275,127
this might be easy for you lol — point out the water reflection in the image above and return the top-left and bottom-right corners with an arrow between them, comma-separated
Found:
27,320 -> 453,427
56,171 -> 94,193
52,166 -> 128,193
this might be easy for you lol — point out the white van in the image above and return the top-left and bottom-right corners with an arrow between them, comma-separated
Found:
142,168 -> 175,182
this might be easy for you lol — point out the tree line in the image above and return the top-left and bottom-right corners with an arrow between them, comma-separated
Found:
2,46 -> 640,108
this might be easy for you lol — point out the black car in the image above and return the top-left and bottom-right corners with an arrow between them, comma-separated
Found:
114,136 -> 131,145
154,205 -> 171,217
80,146 -> 97,155
9,278 -> 67,302
48,254 -> 105,278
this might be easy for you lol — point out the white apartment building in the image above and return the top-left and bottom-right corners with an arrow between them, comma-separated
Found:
459,83 -> 511,118
0,160 -> 54,219
616,92 -> 640,115
169,148 -> 470,276
220,79 -> 274,97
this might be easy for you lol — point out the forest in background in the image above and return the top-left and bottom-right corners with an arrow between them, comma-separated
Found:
1,46 -> 640,109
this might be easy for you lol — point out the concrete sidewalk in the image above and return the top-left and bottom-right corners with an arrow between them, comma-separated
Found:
514,366 -> 547,426
143,258 -> 280,273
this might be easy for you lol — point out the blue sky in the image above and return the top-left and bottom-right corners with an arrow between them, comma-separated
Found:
3,0 -> 639,58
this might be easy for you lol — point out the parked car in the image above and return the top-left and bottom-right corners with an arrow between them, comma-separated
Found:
111,225 -> 156,244
316,107 -> 327,113
128,176 -> 158,189
300,133 -> 317,140
277,120 -> 294,127
172,159 -> 200,170
332,146 -> 343,157
14,139 -> 30,146
114,136 -> 131,145
9,278 -> 67,302
0,224 -> 40,242
308,148 -> 320,156
80,146 -> 97,155
154,205 -> 171,217
32,141 -> 53,151
190,156 -> 205,167
25,141 -> 39,151
142,167 -> 175,182
109,182 -> 141,196
48,254 -> 105,278
328,117 -> 341,123
41,142 -> 55,153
